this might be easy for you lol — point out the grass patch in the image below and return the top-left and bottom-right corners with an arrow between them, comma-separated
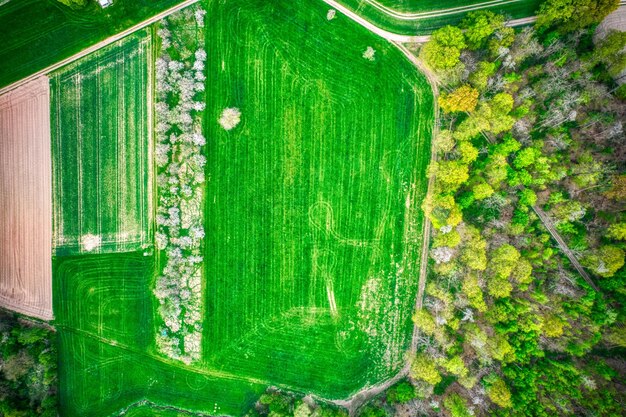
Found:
54,253 -> 265,416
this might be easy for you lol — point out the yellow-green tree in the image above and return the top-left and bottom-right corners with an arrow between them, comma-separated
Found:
582,245 -> 625,278
420,26 -> 466,70
607,223 -> 626,241
536,0 -> 619,32
438,85 -> 479,113
487,378 -> 512,408
410,353 -> 441,385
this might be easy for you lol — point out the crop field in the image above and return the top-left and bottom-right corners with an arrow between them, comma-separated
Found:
0,0 -> 183,89
336,0 -> 542,34
54,253 -> 265,417
54,0 -> 434,414
198,0 -> 432,399
0,76 -> 53,320
50,30 -> 152,255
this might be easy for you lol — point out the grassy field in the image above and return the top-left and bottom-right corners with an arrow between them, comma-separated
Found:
54,253 -> 265,417
0,0 -> 183,89
198,0 -> 432,399
336,0 -> 542,34
53,0 -> 434,413
50,30 -> 152,255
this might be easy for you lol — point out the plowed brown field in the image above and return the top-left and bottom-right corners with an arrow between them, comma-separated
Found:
0,76 -> 52,320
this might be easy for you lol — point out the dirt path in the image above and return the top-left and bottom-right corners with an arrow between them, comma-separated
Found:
393,44 -> 440,354
532,206 -> 600,292
0,0 -> 199,96
364,0 -> 520,20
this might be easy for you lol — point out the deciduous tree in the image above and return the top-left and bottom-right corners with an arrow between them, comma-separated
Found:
420,26 -> 466,70
438,85 -> 479,113
461,10 -> 505,50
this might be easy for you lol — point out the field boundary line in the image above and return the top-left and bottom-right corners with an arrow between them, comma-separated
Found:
0,0 -> 199,96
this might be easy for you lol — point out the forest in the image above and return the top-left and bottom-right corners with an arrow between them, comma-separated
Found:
0,311 -> 57,416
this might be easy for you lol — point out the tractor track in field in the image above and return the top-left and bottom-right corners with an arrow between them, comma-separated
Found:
320,7 -> 442,414
0,0 -> 199,96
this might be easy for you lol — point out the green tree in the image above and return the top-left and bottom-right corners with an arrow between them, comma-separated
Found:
386,381 -> 416,404
461,10 -> 505,50
582,245 -> 625,278
469,61 -> 498,91
486,378 -> 513,408
607,222 -> 626,240
438,85 -> 479,113
513,148 -> 538,169
536,0 -> 619,32
443,394 -> 472,417
423,194 -> 463,229
518,188 -> 537,207
593,30 -> 626,77
420,26 -> 466,70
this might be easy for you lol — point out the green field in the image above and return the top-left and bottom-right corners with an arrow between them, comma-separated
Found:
54,253 -> 265,417
53,0 -> 434,414
199,0 -> 431,397
337,0 -> 542,34
50,31 -> 152,255
0,0 -> 182,89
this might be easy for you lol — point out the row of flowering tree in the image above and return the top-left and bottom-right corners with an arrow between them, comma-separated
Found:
153,6 -> 207,364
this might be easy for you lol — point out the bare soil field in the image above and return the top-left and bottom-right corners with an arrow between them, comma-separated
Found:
0,76 -> 53,320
